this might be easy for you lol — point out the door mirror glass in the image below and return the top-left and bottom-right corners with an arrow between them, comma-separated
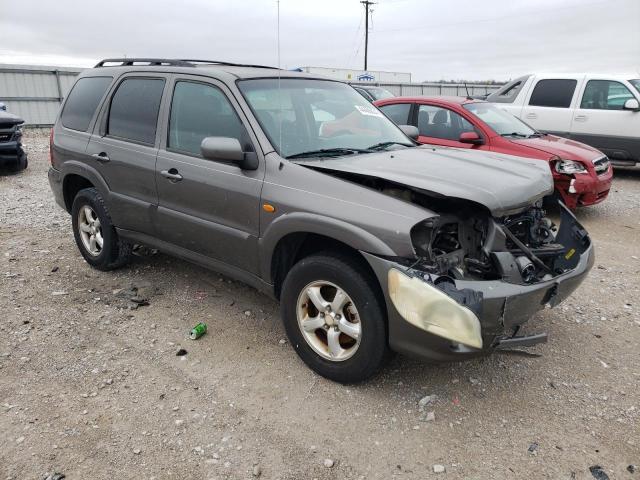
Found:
623,98 -> 640,111
459,131 -> 484,145
399,124 -> 419,140
200,137 -> 258,170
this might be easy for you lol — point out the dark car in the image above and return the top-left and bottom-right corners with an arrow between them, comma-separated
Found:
48,58 -> 593,383
0,110 -> 27,172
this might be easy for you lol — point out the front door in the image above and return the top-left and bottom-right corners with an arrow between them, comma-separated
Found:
155,76 -> 264,275
570,79 -> 640,162
414,104 -> 479,149
86,74 -> 168,234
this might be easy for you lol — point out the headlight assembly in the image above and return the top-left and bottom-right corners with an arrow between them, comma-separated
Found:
555,159 -> 586,175
388,268 -> 483,349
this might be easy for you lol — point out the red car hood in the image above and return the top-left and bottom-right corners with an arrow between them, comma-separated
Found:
510,135 -> 604,162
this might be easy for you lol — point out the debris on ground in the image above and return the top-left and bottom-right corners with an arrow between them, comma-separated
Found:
528,442 -> 539,455
44,474 -> 65,480
323,458 -> 334,468
252,464 -> 262,477
433,464 -> 445,473
189,322 -> 207,340
417,394 -> 436,410
176,349 -> 188,357
589,465 -> 610,480
628,465 -> 637,474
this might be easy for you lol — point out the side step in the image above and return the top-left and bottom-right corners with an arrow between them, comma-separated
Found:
494,332 -> 548,350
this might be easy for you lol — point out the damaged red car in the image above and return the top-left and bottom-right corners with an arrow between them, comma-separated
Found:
374,96 -> 612,209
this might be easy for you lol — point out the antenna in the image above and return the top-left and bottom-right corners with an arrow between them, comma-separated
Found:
464,82 -> 473,100
277,0 -> 282,153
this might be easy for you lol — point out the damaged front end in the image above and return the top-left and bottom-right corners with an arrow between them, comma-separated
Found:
365,196 -> 594,362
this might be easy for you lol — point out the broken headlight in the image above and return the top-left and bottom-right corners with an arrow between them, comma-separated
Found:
554,159 -> 586,175
388,268 -> 482,349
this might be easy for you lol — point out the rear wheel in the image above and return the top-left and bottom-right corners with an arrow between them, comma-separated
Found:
281,253 -> 389,383
71,188 -> 131,271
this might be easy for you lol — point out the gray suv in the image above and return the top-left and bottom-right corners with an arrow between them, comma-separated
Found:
48,58 -> 594,383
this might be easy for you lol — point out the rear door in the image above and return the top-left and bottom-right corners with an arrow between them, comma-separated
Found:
519,76 -> 582,136
570,78 -> 640,161
154,75 -> 264,275
86,73 -> 168,234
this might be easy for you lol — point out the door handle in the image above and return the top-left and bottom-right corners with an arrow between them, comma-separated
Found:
160,169 -> 183,182
91,152 -> 110,162
574,115 -> 587,122
525,113 -> 537,119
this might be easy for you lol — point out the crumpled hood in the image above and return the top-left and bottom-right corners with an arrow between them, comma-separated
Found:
295,145 -> 554,217
510,134 -> 603,162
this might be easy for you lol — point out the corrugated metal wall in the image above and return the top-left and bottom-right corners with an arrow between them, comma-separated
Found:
350,82 -> 502,97
0,63 -> 502,126
0,65 -> 83,126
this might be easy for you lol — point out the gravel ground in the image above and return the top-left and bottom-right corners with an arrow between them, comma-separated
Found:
1,129 -> 639,480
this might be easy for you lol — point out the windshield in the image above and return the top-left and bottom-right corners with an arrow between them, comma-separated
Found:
630,79 -> 640,94
237,78 -> 410,158
464,102 -> 536,137
366,87 -> 395,101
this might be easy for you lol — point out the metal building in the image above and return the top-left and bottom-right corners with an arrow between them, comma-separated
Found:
0,64 -> 84,126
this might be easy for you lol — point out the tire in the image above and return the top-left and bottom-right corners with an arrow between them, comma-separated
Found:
71,187 -> 132,271
9,153 -> 27,172
281,253 -> 389,383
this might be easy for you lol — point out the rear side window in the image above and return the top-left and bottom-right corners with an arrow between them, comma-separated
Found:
580,80 -> 635,110
528,79 -> 577,108
379,103 -> 411,125
486,75 -> 529,104
168,81 -> 246,157
60,77 -> 112,131
108,78 -> 165,144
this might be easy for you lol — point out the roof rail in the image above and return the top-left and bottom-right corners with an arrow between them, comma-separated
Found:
179,59 -> 279,70
94,58 -> 279,70
95,58 -> 194,68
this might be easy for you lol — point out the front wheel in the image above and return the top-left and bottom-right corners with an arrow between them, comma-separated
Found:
280,253 -> 389,383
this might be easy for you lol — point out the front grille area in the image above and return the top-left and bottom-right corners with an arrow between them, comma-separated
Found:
594,156 -> 610,175
0,133 -> 12,143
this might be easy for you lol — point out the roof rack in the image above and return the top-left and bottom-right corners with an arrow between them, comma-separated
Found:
94,58 -> 279,70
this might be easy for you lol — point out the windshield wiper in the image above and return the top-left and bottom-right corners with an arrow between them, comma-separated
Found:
366,141 -> 413,151
500,132 -> 528,138
527,132 -> 547,138
285,148 -> 372,159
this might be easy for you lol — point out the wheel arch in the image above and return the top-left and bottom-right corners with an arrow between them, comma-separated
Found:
61,161 -> 110,212
261,213 -> 397,299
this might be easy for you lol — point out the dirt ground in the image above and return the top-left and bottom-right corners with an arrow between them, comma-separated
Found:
1,129 -> 638,480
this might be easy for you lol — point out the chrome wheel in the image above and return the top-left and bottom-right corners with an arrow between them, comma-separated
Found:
296,280 -> 362,362
77,205 -> 103,256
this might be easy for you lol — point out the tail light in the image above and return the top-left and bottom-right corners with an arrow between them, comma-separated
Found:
49,128 -> 54,165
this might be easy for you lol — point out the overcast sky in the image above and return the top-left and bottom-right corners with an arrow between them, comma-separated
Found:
2,0 -> 638,81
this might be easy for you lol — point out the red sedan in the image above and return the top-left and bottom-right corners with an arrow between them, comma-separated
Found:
374,96 -> 612,209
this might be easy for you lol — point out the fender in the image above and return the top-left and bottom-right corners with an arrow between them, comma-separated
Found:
60,160 -> 111,206
259,211 -> 404,281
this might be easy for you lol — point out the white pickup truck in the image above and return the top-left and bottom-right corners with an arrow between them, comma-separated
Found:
486,74 -> 640,166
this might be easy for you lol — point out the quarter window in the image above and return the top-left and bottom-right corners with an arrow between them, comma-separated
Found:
108,78 -> 165,144
379,103 -> 411,125
580,80 -> 635,110
61,77 -> 112,132
417,105 -> 475,141
168,81 -> 246,157
528,79 -> 577,108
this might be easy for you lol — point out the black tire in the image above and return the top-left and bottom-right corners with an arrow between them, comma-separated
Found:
9,153 -> 27,172
71,187 -> 131,271
281,253 -> 389,383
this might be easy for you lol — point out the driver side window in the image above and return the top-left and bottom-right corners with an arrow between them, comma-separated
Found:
580,80 -> 635,110
168,81 -> 247,157
417,105 -> 474,141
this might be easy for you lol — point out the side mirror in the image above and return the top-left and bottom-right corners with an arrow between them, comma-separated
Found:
399,125 -> 419,140
200,137 -> 258,170
459,131 -> 484,145
623,98 -> 640,111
